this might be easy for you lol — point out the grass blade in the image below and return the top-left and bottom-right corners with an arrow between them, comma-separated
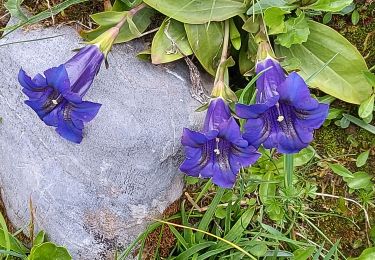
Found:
343,114 -> 375,134
195,188 -> 225,242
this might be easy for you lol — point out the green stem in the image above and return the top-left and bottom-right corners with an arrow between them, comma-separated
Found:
284,154 -> 294,188
211,20 -> 230,97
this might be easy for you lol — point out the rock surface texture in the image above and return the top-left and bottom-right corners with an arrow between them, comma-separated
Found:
0,25 -> 209,259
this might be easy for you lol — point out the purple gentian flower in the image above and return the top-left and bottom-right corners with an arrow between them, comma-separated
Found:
180,98 -> 260,188
18,45 -> 104,143
236,57 -> 329,154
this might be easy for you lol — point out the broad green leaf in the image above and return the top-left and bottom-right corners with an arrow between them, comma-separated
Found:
339,116 -> 350,128
33,231 -> 45,246
328,163 -> 353,178
247,0 -> 295,14
293,146 -> 316,167
4,0 -> 27,21
275,13 -> 310,48
275,146 -> 316,168
239,34 -> 257,75
363,71 -> 375,86
229,19 -> 241,50
349,247 -> 375,260
264,7 -> 289,35
343,171 -> 373,190
143,0 -> 246,24
185,22 -> 224,75
293,246 -> 315,260
80,8 -> 154,44
363,113 -> 373,123
151,19 -> 192,64
249,243 -> 268,257
259,172 -> 276,204
275,21 -> 372,104
307,0 -> 353,12
358,94 -> 374,119
29,242 -> 71,260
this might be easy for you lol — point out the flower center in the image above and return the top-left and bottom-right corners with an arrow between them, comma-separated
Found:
276,103 -> 284,122
214,138 -> 221,155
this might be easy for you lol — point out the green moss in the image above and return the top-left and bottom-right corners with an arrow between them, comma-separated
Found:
329,1 -> 375,68
313,125 -> 348,157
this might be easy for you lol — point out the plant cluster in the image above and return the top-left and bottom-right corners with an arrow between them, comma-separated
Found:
1,0 -> 375,259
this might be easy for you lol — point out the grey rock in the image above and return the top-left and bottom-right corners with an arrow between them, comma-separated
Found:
0,24 -> 211,259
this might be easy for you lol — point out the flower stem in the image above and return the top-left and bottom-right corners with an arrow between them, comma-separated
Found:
211,20 -> 230,98
284,153 -> 294,188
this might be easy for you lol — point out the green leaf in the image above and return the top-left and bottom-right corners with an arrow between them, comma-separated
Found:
363,71 -> 375,87
151,19 -> 193,64
2,0 -> 89,37
247,0 -> 295,14
343,114 -> 375,134
229,19 -> 241,50
239,34 -> 257,75
322,12 -> 332,24
328,163 -> 353,178
221,206 -> 255,243
293,246 -> 315,260
143,0 -> 246,24
196,188 -> 225,242
327,108 -> 343,120
351,10 -> 360,25
259,172 -> 277,204
28,242 -> 71,260
307,0 -> 353,12
275,21 -> 372,104
293,146 -> 316,167
80,8 -> 154,44
264,7 -> 289,35
343,171 -> 373,190
4,0 -> 27,21
33,231 -> 45,246
175,242 -> 217,260
348,247 -> 375,260
275,13 -> 310,48
358,94 -> 374,118
339,116 -> 350,128
185,22 -> 224,75
214,207 -> 227,219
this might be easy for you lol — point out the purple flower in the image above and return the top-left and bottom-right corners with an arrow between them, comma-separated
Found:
236,57 -> 329,154
18,45 -> 104,143
180,98 -> 260,188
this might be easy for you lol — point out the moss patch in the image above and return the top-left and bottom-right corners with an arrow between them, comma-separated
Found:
327,0 -> 375,68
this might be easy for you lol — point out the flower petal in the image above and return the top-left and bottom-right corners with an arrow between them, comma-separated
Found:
211,163 -> 236,188
64,45 -> 104,96
218,117 -> 248,147
278,72 -> 319,110
44,64 -> 71,94
229,145 -> 260,174
18,69 -> 39,91
70,101 -> 102,122
236,103 -> 271,119
181,128 -> 209,147
56,112 -> 83,144
204,97 -> 231,131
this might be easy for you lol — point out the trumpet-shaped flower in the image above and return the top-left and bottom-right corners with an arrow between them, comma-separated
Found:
180,98 -> 260,188
18,45 -> 104,143
236,58 -> 328,154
